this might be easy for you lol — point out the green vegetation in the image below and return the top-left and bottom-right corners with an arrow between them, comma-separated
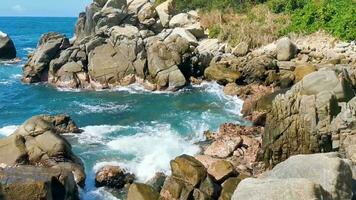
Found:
267,0 -> 308,13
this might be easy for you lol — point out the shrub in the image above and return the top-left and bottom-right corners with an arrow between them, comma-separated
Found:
285,0 -> 356,41
268,0 -> 308,13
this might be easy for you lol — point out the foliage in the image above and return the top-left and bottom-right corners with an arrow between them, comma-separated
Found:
267,0 -> 308,13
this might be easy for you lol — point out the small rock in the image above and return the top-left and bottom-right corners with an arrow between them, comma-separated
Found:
232,42 -> 249,57
276,37 -> 297,61
95,165 -> 135,189
0,31 -> 16,59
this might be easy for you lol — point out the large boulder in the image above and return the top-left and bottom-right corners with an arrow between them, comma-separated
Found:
0,166 -> 79,200
263,70 -> 355,165
204,63 -> 241,84
22,33 -> 69,83
0,115 -> 85,186
276,37 -> 297,61
155,0 -> 175,28
0,31 -> 16,59
233,153 -> 352,200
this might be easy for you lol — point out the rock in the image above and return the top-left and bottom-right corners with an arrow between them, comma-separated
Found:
219,177 -> 244,200
266,153 -> 352,199
127,183 -> 160,200
23,33 -> 69,83
170,27 -> 198,45
0,115 -> 85,186
127,0 -> 149,14
207,160 -> 236,182
232,42 -> 249,57
95,165 -> 135,189
195,39 -> 221,68
223,83 -> 239,96
199,176 -> 221,199
294,64 -> 316,82
192,189 -> 210,200
160,176 -> 194,200
204,136 -> 242,158
155,0 -> 175,28
146,172 -> 167,192
263,70 -> 355,165
204,64 -> 241,84
276,61 -> 296,71
0,31 -> 16,59
232,178 -> 331,200
276,37 -> 297,61
170,154 -> 207,187
0,166 -> 79,200
169,13 -> 204,38
239,55 -> 277,84
137,2 -> 157,26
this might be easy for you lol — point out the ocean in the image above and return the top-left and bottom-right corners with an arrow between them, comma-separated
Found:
0,17 -> 246,199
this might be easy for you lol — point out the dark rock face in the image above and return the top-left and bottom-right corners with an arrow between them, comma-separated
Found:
0,166 -> 79,200
0,31 -> 16,59
0,115 -> 85,186
95,165 -> 135,189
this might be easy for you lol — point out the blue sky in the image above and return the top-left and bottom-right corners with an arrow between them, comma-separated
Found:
0,0 -> 92,17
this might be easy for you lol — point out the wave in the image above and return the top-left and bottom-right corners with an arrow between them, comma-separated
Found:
105,122 -> 200,182
74,101 -> 129,114
23,47 -> 35,54
73,125 -> 127,145
80,187 -> 120,200
0,125 -> 19,136
0,74 -> 22,85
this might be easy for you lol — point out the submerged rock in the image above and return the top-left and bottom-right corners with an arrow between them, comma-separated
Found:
0,165 -> 79,200
0,31 -> 16,59
0,115 -> 85,186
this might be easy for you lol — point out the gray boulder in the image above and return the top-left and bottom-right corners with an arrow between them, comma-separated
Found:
0,31 -> 16,59
276,37 -> 297,61
155,0 -> 175,28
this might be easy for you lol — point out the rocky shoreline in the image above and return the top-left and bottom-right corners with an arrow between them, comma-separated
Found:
1,0 -> 356,199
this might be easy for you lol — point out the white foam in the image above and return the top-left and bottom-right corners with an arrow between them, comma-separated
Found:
75,125 -> 127,144
80,187 -> 120,200
0,125 -> 18,136
23,47 -> 35,54
106,123 -> 200,181
0,31 -> 7,38
74,102 -> 129,114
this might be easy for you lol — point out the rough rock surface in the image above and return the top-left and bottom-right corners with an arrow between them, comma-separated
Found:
0,31 -> 16,59
0,165 -> 79,200
95,165 -> 135,189
127,183 -> 160,200
0,115 -> 85,186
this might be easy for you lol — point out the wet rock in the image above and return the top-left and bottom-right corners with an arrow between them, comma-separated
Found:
146,172 -> 167,192
276,37 -> 297,61
0,165 -> 79,200
0,115 -> 85,186
127,183 -> 160,200
0,31 -> 16,59
95,165 -> 135,189
223,83 -> 239,96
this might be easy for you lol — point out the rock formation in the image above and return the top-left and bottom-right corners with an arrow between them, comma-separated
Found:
0,31 -> 16,60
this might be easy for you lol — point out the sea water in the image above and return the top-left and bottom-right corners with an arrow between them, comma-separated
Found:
0,17 -> 246,200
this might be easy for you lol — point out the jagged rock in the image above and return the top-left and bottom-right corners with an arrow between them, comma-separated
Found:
204,63 -> 241,85
0,115 -> 85,186
127,0 -> 149,14
0,31 -> 16,59
207,160 -> 236,182
146,35 -> 190,90
232,178 -> 331,200
95,165 -> 135,188
204,135 -> 242,158
223,83 -> 239,96
169,13 -> 204,38
0,166 -> 79,200
160,176 -> 194,200
146,172 -> 167,192
263,70 -> 355,165
232,42 -> 249,57
155,0 -> 175,28
137,2 -> 157,26
276,37 -> 297,61
199,176 -> 221,199
170,27 -> 198,45
127,183 -> 160,200
294,64 -> 316,82
171,155 -> 207,187
195,39 -> 221,68
23,33 -> 69,83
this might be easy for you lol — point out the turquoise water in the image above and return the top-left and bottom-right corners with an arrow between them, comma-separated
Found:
0,17 -> 245,199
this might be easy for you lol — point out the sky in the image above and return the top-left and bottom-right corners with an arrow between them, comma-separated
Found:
0,0 -> 93,17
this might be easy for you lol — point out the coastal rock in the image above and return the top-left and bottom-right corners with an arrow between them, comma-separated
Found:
263,70 -> 355,165
0,31 -> 16,59
23,32 -> 69,83
223,83 -> 239,96
199,176 -> 221,199
232,178 -> 331,200
0,166 -> 79,200
207,160 -> 236,182
204,63 -> 241,84
219,177 -> 244,200
293,64 -> 316,82
0,115 -> 85,186
169,13 -> 204,38
160,176 -> 195,200
95,165 -> 135,189
276,37 -> 297,61
155,0 -> 175,28
195,39 -> 221,68
170,154 -> 207,187
127,183 -> 160,200
232,42 -> 249,57
204,136 -> 242,158
146,172 -> 167,192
